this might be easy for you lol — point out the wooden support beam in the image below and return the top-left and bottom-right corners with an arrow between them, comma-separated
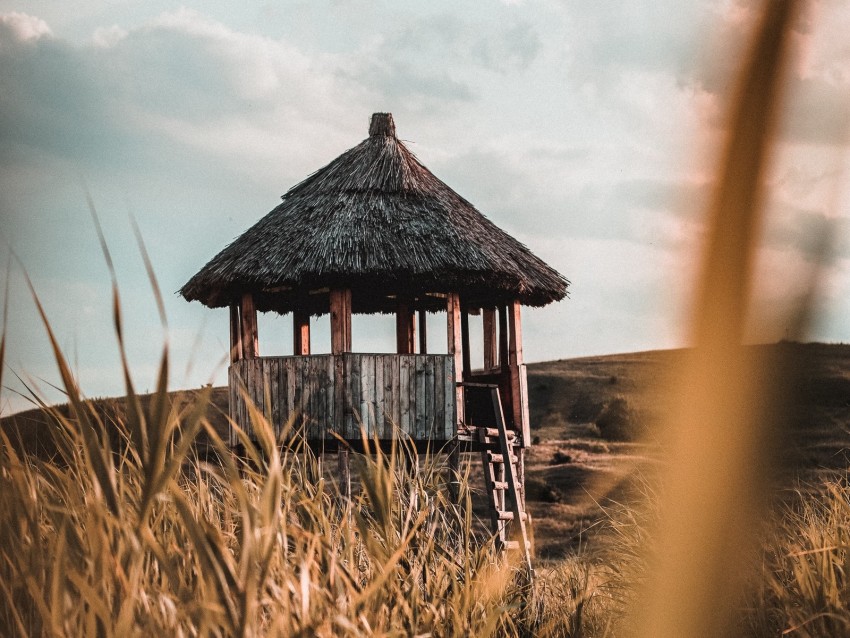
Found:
460,306 -> 471,380
446,293 -> 464,428
509,301 -> 523,367
508,300 -> 531,447
395,301 -> 415,354
240,293 -> 258,359
483,308 -> 497,371
293,309 -> 311,355
499,305 -> 509,372
418,309 -> 427,354
229,303 -> 242,363
329,289 -> 352,353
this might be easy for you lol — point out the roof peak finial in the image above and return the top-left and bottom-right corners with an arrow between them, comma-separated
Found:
369,113 -> 396,137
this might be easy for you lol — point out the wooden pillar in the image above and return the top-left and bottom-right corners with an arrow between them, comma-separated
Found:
446,293 -> 464,504
240,293 -> 258,359
293,309 -> 310,355
446,293 -> 464,426
395,301 -> 415,354
460,307 -> 471,380
483,308 -> 497,371
329,289 -> 352,353
418,309 -> 427,354
508,300 -> 530,447
508,302 -> 522,367
229,304 -> 243,363
330,289 -> 352,501
499,305 -> 509,372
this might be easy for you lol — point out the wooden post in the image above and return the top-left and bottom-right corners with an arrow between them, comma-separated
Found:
330,289 -> 352,501
418,309 -> 427,354
395,301 -> 415,354
460,307 -> 471,380
446,293 -> 464,505
293,309 -> 311,355
330,289 -> 352,353
229,304 -> 243,363
483,308 -> 497,371
508,300 -> 530,447
446,293 -> 464,427
508,301 -> 522,367
240,293 -> 258,359
499,305 -> 509,372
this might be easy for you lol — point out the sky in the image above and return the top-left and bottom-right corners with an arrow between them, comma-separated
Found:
1,1 -> 849,415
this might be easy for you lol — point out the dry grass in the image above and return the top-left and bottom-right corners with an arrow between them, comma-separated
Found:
0,319 -> 613,636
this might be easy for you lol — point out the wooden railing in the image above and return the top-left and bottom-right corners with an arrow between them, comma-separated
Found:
228,354 -> 456,446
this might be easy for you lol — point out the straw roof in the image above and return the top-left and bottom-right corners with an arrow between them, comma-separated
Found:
180,113 -> 569,314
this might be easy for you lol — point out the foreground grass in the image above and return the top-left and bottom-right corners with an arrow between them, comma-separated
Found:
3,386 -> 849,636
1,301 -> 848,636
0,382 -> 613,637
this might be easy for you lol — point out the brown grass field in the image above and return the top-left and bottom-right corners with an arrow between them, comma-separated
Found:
6,341 -> 849,563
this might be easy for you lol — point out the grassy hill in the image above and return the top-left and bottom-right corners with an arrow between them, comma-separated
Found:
4,342 -> 850,560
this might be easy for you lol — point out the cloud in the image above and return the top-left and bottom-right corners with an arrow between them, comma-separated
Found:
678,2 -> 850,146
0,12 -> 52,42
0,9 -> 372,173
91,24 -> 127,48
339,13 -> 542,112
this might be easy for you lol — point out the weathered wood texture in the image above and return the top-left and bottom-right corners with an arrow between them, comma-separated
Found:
229,304 -> 242,363
395,302 -> 415,354
293,309 -> 311,355
330,289 -> 352,353
228,354 -> 455,446
499,305 -> 509,372
446,293 -> 465,426
483,308 -> 497,370
508,301 -> 531,446
418,309 -> 427,354
240,293 -> 259,359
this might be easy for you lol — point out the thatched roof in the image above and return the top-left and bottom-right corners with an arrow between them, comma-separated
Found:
180,113 -> 569,314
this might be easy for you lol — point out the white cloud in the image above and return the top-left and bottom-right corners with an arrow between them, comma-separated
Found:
91,24 -> 127,48
0,11 -> 52,41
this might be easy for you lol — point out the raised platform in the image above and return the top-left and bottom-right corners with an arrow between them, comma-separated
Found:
228,354 -> 455,447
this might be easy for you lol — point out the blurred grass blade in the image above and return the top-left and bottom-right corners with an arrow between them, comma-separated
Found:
130,213 -> 167,331
634,3 -> 800,637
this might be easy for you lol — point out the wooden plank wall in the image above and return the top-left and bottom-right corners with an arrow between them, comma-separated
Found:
229,354 -> 455,443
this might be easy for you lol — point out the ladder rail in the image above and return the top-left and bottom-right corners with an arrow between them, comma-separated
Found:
488,386 -> 534,574
465,381 -> 533,578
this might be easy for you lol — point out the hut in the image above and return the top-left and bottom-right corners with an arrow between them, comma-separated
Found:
180,113 -> 568,556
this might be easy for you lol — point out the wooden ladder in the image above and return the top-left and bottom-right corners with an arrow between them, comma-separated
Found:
476,386 -> 533,577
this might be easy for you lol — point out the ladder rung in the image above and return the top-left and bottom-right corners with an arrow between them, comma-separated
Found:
491,480 -> 509,491
495,510 -> 528,521
501,540 -> 532,551
482,427 -> 516,440
487,451 -> 518,465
